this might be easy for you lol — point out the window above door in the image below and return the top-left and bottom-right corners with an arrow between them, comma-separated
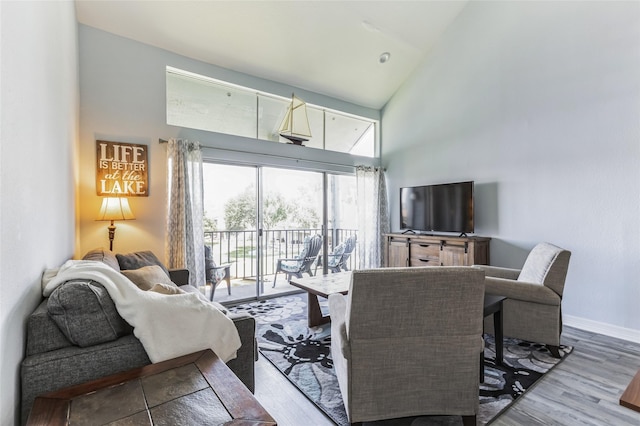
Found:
166,67 -> 378,158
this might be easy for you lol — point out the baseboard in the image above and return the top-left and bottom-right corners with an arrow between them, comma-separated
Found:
564,314 -> 640,344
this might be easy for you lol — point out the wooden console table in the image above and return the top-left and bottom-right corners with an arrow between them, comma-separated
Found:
384,233 -> 490,268
27,349 -> 276,425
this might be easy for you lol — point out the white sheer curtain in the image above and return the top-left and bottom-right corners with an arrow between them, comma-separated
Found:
166,139 -> 205,290
356,166 -> 389,269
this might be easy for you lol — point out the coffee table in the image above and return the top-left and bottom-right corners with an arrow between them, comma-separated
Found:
26,349 -> 276,426
289,272 -> 351,327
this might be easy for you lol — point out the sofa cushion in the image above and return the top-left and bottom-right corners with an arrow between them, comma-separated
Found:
82,248 -> 120,271
47,280 -> 132,347
116,250 -> 169,275
121,265 -> 174,291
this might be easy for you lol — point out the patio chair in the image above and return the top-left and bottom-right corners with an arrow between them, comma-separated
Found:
335,234 -> 356,271
315,234 -> 357,274
204,245 -> 231,300
272,234 -> 323,287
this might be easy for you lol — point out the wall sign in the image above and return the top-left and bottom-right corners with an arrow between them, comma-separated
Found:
96,140 -> 149,196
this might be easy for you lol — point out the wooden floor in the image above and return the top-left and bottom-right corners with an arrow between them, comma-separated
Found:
251,326 -> 640,426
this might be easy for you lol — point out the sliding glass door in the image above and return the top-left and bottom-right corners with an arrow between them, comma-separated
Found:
203,163 -> 259,303
326,174 -> 358,274
263,167 -> 323,291
203,162 -> 357,304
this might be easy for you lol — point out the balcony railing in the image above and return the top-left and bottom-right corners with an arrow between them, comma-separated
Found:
204,228 -> 358,280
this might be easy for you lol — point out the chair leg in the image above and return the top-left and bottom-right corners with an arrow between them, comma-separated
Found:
208,281 -> 219,302
461,415 -> 476,426
548,344 -> 561,358
272,271 -> 278,288
225,276 -> 231,295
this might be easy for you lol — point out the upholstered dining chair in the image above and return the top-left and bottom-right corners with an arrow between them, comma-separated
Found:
329,267 -> 485,425
474,242 -> 571,357
272,234 -> 323,287
204,245 -> 231,300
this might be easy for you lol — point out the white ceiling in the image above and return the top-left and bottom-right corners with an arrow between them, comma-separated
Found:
75,1 -> 467,110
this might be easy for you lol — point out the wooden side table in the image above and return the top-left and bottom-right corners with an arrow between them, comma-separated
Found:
484,294 -> 505,366
621,368 -> 640,413
482,294 -> 506,382
27,349 -> 276,425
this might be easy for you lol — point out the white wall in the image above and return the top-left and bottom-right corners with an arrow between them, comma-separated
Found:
382,1 -> 640,338
78,25 -> 379,261
0,1 -> 78,424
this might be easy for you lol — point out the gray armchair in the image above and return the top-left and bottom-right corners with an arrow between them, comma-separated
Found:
474,242 -> 571,357
328,267 -> 485,425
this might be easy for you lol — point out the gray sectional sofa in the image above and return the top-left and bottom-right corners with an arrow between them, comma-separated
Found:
20,248 -> 256,425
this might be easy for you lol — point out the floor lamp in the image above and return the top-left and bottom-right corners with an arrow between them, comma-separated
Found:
97,197 -> 135,251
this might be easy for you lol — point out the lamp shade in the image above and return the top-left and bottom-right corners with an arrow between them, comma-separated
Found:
97,197 -> 135,221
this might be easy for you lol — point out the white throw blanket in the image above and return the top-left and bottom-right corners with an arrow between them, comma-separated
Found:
43,260 -> 241,363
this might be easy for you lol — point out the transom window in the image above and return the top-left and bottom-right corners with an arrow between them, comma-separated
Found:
166,67 -> 377,158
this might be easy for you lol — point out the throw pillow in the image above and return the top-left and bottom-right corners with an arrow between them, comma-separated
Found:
47,280 -> 132,347
82,248 -> 120,271
518,243 -> 559,284
116,250 -> 169,275
121,265 -> 173,291
149,282 -> 185,295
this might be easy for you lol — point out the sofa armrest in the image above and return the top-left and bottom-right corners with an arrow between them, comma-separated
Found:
169,269 -> 189,286
473,265 -> 521,280
226,313 -> 257,393
485,276 -> 561,305
21,335 -> 150,425
26,299 -> 72,356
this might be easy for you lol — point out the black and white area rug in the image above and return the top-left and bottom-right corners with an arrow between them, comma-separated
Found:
230,294 -> 573,425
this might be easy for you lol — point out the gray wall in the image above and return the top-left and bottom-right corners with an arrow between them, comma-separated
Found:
0,1 -> 78,424
382,1 -> 640,338
78,25 -> 379,260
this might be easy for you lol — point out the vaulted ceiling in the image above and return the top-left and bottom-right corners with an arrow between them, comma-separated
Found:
75,1 -> 467,110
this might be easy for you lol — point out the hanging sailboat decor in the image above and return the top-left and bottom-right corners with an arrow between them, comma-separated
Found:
279,94 -> 312,146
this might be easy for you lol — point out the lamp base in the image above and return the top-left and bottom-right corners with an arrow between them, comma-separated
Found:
108,221 -> 116,251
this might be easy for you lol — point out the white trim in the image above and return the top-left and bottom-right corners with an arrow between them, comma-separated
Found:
202,147 -> 357,175
564,314 -> 640,344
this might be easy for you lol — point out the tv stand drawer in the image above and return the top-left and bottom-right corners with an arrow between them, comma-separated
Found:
410,255 -> 440,266
410,242 -> 440,257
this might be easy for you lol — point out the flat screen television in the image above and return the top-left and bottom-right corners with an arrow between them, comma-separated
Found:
400,181 -> 474,235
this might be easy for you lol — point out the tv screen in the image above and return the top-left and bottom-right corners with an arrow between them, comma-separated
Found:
400,181 -> 474,234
